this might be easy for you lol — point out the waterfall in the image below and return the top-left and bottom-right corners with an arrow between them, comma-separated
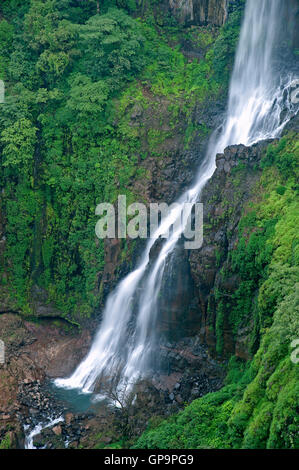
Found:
54,0 -> 297,395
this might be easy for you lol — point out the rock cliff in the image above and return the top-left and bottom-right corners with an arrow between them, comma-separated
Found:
169,0 -> 229,25
189,141 -> 268,359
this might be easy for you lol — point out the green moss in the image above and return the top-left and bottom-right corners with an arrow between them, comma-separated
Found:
134,386 -> 240,449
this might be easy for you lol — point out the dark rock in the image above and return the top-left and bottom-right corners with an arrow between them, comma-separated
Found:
52,425 -> 62,436
189,140 -> 271,358
169,0 -> 229,26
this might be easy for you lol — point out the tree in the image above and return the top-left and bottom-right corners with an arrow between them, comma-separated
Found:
78,8 -> 146,89
1,118 -> 37,172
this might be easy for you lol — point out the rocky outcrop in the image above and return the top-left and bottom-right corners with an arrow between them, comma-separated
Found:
0,313 -> 92,447
188,140 -> 271,359
169,0 -> 229,26
96,81 -> 226,311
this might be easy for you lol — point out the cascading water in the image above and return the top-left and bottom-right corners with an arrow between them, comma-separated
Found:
24,416 -> 64,450
54,0 -> 297,396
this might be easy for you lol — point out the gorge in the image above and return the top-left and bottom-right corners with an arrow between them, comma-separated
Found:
0,0 -> 298,450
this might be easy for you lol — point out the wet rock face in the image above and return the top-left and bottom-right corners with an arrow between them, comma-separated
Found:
188,140 -> 272,359
169,0 -> 229,26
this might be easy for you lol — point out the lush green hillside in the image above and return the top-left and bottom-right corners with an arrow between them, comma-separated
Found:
0,0 -> 243,322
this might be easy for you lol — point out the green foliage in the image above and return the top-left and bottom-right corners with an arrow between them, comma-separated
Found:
208,0 -> 245,86
215,302 -> 225,355
0,433 -> 12,449
0,19 -> 14,77
1,0 -> 297,451
228,287 -> 299,449
0,0 -> 30,18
